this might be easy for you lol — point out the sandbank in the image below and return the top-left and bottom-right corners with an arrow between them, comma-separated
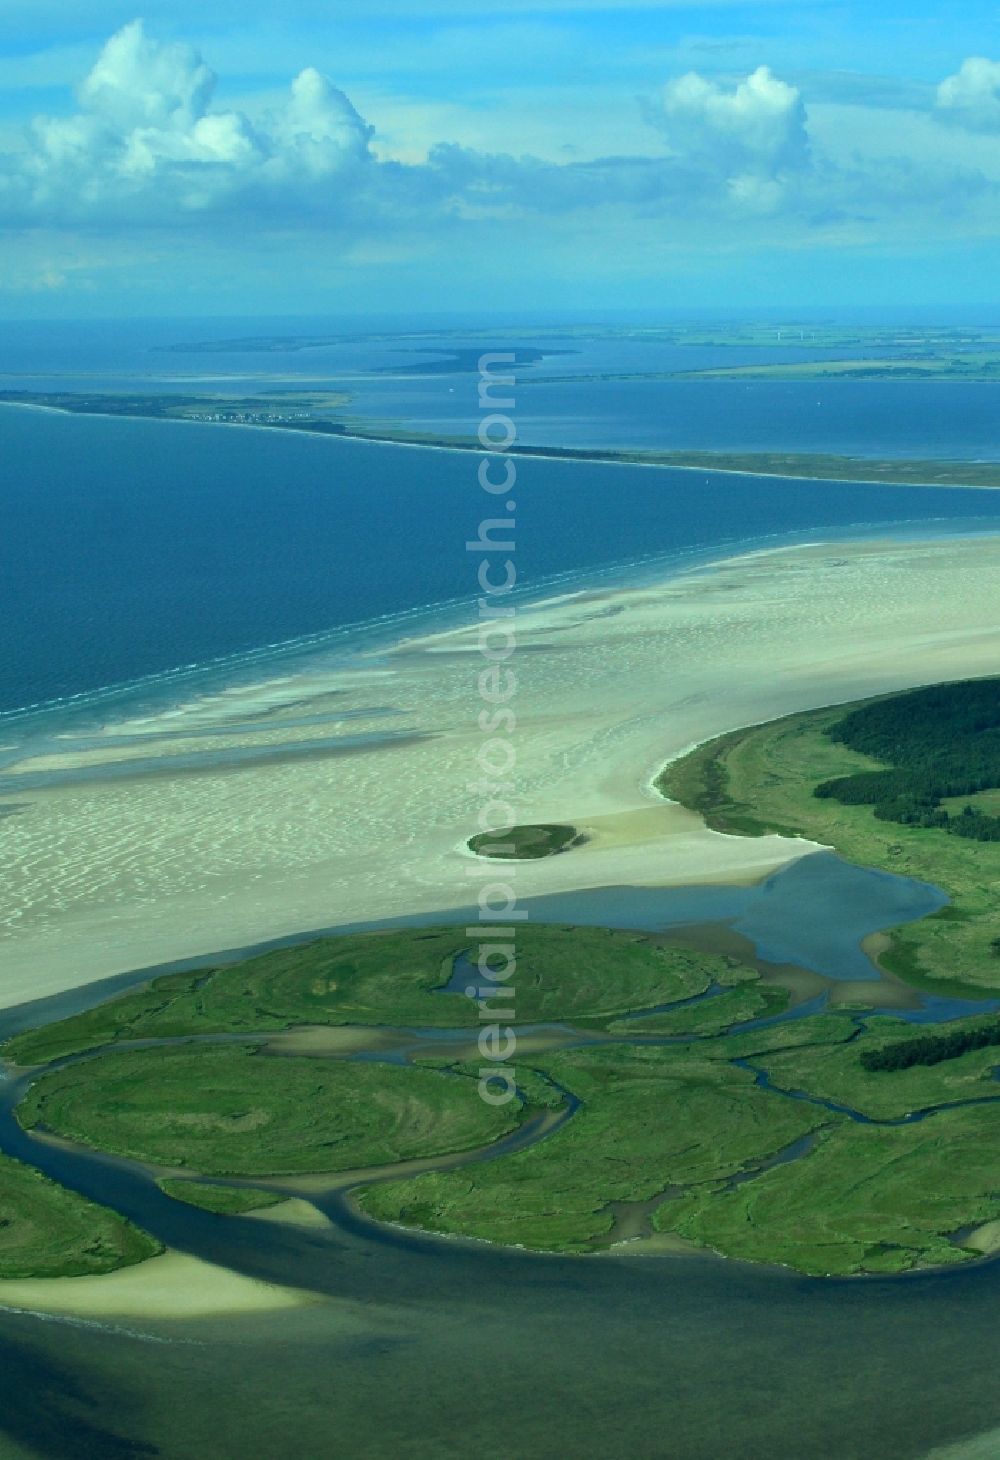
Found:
924,1427 -> 1000,1459
959,1218 -> 1000,1255
1,533 -> 999,1010
0,1248 -> 317,1320
243,1198 -> 334,1230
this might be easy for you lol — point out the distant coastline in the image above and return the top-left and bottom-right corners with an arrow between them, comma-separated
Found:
4,389 -> 1000,490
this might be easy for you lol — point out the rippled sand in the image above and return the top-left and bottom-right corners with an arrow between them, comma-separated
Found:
1,534 -> 999,1009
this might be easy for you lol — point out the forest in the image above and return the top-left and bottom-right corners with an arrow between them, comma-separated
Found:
814,678 -> 1000,839
860,1020 -> 1000,1072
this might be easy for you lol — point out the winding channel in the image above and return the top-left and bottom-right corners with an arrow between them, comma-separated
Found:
0,847 -> 997,1287
4,857 -> 1000,1458
2,966 -> 1000,1275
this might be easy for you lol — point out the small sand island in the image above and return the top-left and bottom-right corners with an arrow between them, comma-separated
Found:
4,676 -> 1000,1284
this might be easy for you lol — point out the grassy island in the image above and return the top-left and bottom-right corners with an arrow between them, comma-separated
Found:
2,855 -> 1000,1278
2,924 -> 733,1068
157,1181 -> 287,1216
359,1036 -> 1000,1275
467,823 -> 583,859
359,1042 -> 830,1254
0,1153 -> 160,1280
17,1046 -> 528,1176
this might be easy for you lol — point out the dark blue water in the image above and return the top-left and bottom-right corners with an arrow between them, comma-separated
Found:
3,403 -> 1000,727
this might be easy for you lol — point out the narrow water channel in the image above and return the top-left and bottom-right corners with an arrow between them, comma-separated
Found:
1,854 -> 999,1460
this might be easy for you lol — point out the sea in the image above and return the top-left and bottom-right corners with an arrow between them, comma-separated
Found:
3,316 -> 1000,1460
3,314 -> 1000,745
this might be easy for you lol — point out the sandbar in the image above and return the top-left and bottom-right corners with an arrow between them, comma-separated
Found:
1,533 -> 1000,1009
924,1427 -> 1000,1459
0,1248 -> 317,1320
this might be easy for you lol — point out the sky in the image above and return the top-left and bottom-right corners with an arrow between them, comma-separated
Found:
2,1 -> 1000,316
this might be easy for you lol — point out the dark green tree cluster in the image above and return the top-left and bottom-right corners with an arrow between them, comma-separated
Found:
814,679 -> 1000,838
860,1020 -> 1000,1072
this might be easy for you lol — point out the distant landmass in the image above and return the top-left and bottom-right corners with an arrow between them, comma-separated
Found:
5,388 -> 1000,490
155,336 -> 574,373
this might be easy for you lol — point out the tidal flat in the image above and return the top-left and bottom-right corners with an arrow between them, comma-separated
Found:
2,681 -> 1000,1455
4,533 -> 1000,1010
2,463 -> 1000,1454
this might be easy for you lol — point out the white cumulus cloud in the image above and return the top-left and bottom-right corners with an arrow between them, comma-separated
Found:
3,24 -> 1000,265
9,21 -> 375,221
936,57 -> 1000,132
78,21 -> 214,132
271,67 -> 374,178
651,65 -> 810,197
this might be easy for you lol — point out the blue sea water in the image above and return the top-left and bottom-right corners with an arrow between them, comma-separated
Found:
2,400 -> 1000,733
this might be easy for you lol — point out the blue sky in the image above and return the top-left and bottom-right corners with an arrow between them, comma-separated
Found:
2,1 -> 1000,316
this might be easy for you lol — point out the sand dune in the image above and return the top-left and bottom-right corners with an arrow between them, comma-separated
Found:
1,533 -> 999,1010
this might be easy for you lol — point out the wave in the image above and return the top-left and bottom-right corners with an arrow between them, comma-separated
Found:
3,509 -> 998,744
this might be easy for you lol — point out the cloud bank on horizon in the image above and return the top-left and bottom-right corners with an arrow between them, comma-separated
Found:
3,15 -> 1000,309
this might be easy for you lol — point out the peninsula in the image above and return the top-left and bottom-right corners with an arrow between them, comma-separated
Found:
4,389 -> 1000,490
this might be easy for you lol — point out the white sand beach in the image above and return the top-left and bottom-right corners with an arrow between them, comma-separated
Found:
0,1249 -> 318,1320
1,532 -> 999,1010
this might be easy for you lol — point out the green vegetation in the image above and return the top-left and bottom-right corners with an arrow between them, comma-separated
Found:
674,353 -> 1000,382
358,1044 -> 830,1254
4,970 -> 212,1067
859,1018 -> 1000,1072
358,1011 -> 1000,1273
657,685 -> 1000,994
606,982 -> 788,1037
852,1022 -> 998,1080
467,823 -> 582,859
3,924 -> 735,1065
816,680 -> 1000,840
755,1016 -> 1000,1120
708,1012 -> 859,1061
0,1152 -> 161,1280
0,389 -> 352,428
157,1181 -> 287,1215
17,1046 -> 527,1176
6,842 -> 1000,1278
654,1105 -> 1000,1277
